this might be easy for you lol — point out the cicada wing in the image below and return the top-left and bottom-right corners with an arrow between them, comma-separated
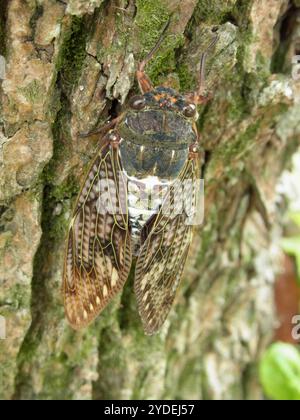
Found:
135,157 -> 201,335
63,141 -> 132,329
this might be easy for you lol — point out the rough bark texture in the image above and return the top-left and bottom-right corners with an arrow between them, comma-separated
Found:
0,0 -> 300,400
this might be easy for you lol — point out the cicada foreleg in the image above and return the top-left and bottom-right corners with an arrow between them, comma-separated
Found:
78,115 -> 124,139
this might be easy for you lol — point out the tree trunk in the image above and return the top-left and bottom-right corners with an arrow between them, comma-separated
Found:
0,0 -> 300,400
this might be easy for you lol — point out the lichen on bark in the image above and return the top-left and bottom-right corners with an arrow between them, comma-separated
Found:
0,0 -> 300,400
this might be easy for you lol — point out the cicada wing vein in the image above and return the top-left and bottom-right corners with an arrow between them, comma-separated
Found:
63,140 -> 132,329
134,157 -> 201,335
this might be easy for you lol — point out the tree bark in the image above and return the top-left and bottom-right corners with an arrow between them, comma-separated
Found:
0,0 -> 300,400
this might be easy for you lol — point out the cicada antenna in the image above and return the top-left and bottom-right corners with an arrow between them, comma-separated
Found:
138,18 -> 171,73
186,32 -> 219,105
137,18 -> 171,93
198,33 -> 219,97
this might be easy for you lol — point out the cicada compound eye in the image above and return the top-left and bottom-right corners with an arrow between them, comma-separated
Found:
129,95 -> 146,110
183,103 -> 197,118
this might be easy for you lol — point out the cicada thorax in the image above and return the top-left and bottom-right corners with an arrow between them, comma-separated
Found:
118,87 -> 198,179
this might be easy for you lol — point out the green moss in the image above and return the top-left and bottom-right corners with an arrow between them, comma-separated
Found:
176,358 -> 202,398
117,268 -> 137,330
134,0 -> 184,85
51,176 -> 78,203
15,327 -> 97,400
255,51 -> 272,78
0,0 -> 7,56
40,369 -> 74,400
43,96 -> 71,185
177,63 -> 196,92
19,80 -> 46,104
40,177 -> 78,243
271,42 -> 289,74
92,327 -> 128,399
135,0 -> 170,55
37,330 -> 99,399
191,0 -> 237,26
10,283 -> 31,310
56,16 -> 88,92
228,78 -> 252,120
45,84 -> 62,124
191,0 -> 252,30
232,0 -> 254,29
148,36 -> 185,85
216,119 -> 261,166
0,27 -> 4,57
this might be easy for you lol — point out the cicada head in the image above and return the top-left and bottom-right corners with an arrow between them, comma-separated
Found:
129,87 -> 199,121
120,87 -> 198,147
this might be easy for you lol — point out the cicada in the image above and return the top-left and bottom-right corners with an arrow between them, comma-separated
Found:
63,21 -> 218,335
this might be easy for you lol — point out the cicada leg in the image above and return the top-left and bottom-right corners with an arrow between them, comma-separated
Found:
106,130 -> 121,148
78,115 -> 124,139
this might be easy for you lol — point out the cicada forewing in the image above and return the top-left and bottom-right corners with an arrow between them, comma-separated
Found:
63,140 -> 132,329
134,156 -> 201,335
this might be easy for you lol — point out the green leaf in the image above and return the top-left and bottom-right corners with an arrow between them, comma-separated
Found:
281,237 -> 300,284
296,254 -> 300,285
281,237 -> 300,255
290,212 -> 300,228
259,343 -> 300,400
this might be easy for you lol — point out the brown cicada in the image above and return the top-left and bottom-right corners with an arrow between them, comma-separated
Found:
63,21 -> 218,335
